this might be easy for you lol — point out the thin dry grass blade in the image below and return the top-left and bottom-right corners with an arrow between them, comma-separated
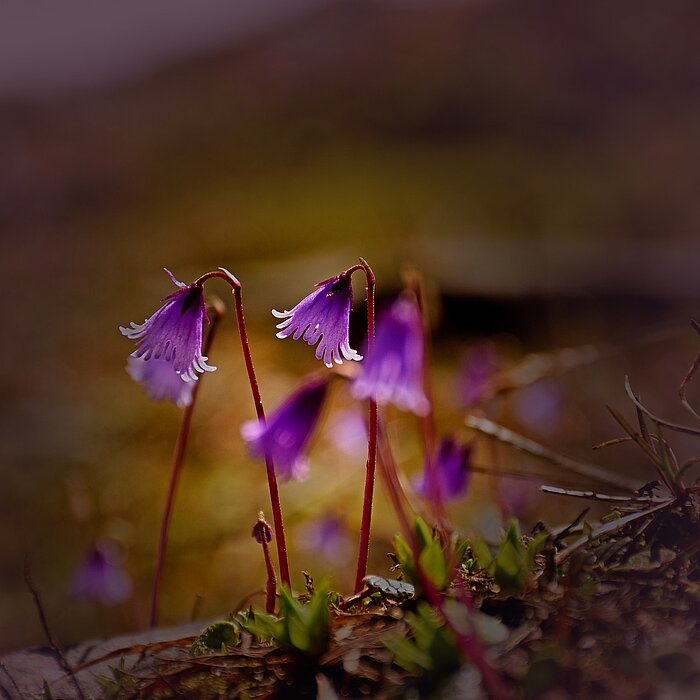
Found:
541,485 -> 669,504
624,376 -> 700,436
605,405 -> 664,468
73,637 -> 198,672
555,500 -> 674,565
678,457 -> 700,479
592,436 -> 633,450
464,415 -> 638,491
679,321 -> 700,421
469,463 -> 617,489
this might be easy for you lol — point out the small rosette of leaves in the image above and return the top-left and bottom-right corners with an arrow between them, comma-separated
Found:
189,621 -> 240,656
384,601 -> 509,698
235,579 -> 331,657
472,518 -> 548,590
393,517 -> 469,593
384,601 -> 461,675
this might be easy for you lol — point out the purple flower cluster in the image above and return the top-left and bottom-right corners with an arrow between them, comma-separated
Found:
273,274 -> 362,368
352,296 -> 430,416
119,259 -> 499,614
119,270 -> 216,392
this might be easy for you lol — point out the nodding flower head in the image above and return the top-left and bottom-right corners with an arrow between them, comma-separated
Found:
126,356 -> 195,408
241,376 -> 329,482
120,269 -> 215,383
414,438 -> 472,505
352,295 -> 430,416
272,273 -> 362,368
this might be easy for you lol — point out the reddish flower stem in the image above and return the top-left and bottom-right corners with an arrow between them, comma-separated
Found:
232,285 -> 291,588
405,272 -> 447,527
261,539 -> 277,614
149,299 -> 225,628
354,257 -> 378,592
376,420 -> 512,700
194,268 -> 291,588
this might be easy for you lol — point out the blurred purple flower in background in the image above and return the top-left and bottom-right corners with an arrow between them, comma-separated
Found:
241,376 -> 329,481
459,340 -> 499,409
126,356 -> 194,407
296,514 -> 352,565
352,296 -> 430,415
414,438 -> 472,505
120,269 -> 215,382
69,542 -> 132,606
511,380 -> 562,435
327,407 -> 367,457
495,478 -> 542,520
273,273 -> 362,368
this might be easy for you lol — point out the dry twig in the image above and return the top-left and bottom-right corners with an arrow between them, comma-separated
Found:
23,556 -> 87,700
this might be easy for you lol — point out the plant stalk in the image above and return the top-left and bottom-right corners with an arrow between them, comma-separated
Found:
194,268 -> 291,588
376,421 -> 512,700
232,285 -> 291,587
252,512 -> 277,614
354,257 -> 378,592
404,270 -> 447,526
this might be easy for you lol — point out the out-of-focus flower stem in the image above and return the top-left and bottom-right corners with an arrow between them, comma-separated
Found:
376,421 -> 512,700
404,270 -> 447,527
194,269 -> 291,587
262,540 -> 277,614
233,287 -> 291,588
149,297 -> 225,628
354,257 -> 378,592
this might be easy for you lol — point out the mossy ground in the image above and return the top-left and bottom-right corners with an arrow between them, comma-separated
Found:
93,489 -> 700,700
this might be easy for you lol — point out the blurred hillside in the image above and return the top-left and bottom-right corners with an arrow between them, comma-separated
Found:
2,0 -> 699,652
3,0 -> 700,292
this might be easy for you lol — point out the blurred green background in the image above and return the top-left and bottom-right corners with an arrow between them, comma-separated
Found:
2,0 -> 700,652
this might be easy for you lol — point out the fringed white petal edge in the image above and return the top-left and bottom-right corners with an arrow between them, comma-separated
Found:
119,321 -> 148,339
272,308 -> 293,319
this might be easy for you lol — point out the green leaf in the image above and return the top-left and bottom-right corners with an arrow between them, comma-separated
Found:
471,537 -> 494,570
304,577 -> 331,655
493,536 -> 526,588
418,538 -> 449,589
452,535 -> 470,565
414,517 -> 434,550
383,634 -> 434,672
243,579 -> 331,657
385,601 -> 461,676
504,518 -> 523,547
236,609 -> 281,642
393,533 -> 418,585
475,518 -> 548,590
526,531 -> 549,569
